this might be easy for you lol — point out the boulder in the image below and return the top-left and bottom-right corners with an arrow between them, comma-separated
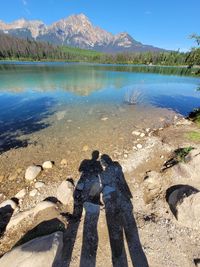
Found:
25,166 -> 42,181
0,232 -> 63,267
56,180 -> 74,205
172,149 -> 200,187
0,199 -> 18,210
166,185 -> 200,228
42,161 -> 53,169
6,201 -> 57,231
177,192 -> 200,229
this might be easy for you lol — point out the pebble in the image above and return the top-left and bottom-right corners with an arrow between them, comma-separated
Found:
42,161 -> 54,169
0,193 -> 6,203
101,117 -> 108,121
174,115 -> 178,120
16,168 -> 23,174
15,189 -> 26,199
35,181 -> 45,189
29,189 -> 38,197
60,159 -> 67,166
0,175 -> 4,182
145,128 -> 151,133
8,173 -> 18,181
132,131 -> 141,136
124,154 -> 128,158
140,133 -> 145,138
137,144 -> 143,149
82,145 -> 89,152
25,166 -> 42,181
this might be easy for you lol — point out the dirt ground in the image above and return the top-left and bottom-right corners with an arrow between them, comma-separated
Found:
0,120 -> 200,266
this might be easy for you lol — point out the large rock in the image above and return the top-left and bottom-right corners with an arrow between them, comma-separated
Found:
172,147 -> 200,187
56,180 -> 74,205
166,185 -> 200,228
177,192 -> 200,229
0,199 -> 18,210
6,201 -> 57,231
0,232 -> 63,267
25,166 -> 42,181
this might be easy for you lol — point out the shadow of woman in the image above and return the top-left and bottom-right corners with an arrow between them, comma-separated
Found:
100,154 -> 149,267
61,150 -> 102,267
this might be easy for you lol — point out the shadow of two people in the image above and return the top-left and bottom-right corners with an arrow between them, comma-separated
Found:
62,150 -> 149,267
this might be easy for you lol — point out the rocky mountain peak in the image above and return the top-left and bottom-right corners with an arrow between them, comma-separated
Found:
0,14 -> 164,53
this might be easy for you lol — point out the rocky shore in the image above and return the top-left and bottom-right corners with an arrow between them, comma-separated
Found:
0,116 -> 200,267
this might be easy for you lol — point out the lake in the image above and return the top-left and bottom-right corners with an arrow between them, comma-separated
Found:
0,62 -> 200,156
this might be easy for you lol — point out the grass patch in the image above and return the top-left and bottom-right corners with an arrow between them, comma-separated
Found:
174,146 -> 194,162
185,131 -> 200,141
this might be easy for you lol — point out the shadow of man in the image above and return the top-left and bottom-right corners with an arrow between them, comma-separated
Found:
100,154 -> 149,267
62,150 -> 103,267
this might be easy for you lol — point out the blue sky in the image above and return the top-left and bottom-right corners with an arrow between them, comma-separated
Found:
0,0 -> 200,51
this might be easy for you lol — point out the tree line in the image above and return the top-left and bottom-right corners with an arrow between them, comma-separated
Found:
0,32 -> 199,72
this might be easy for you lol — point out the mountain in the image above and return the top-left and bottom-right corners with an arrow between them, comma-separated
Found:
0,14 -> 164,53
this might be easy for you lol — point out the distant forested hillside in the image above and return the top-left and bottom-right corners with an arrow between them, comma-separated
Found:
0,33 -> 200,75
0,33 -> 101,61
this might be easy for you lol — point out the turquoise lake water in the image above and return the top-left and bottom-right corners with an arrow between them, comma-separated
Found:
0,62 -> 200,153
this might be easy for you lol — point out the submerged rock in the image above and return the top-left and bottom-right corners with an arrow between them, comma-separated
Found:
101,117 -> 108,121
0,232 -> 63,267
25,166 -> 42,181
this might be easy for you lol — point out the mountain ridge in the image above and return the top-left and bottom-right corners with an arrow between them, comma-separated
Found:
0,14 -> 164,53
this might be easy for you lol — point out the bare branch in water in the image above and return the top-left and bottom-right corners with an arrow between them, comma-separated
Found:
124,88 -> 144,105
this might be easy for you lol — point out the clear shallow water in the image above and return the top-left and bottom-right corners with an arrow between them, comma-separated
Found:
0,62 -> 200,154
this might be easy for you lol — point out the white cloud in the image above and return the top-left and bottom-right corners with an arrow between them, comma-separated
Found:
22,0 -> 27,6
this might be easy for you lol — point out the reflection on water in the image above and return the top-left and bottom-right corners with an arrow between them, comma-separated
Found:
0,62 -> 200,154
0,96 -> 55,153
